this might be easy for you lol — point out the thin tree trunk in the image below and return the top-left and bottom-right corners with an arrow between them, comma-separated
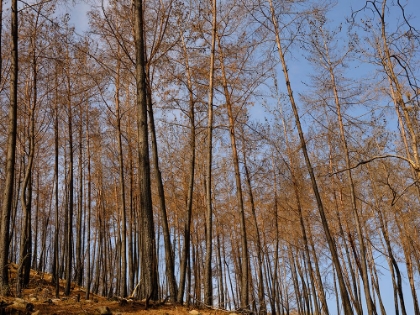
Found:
324,36 -> 377,314
85,106 -> 92,300
127,127 -> 135,294
267,1 -> 352,312
204,0 -> 217,306
146,67 -> 177,302
76,103 -> 84,287
52,62 -> 60,297
115,56 -> 128,298
367,164 -> 407,315
217,36 -> 249,311
178,31 -> 196,304
65,62 -> 74,296
241,137 -> 266,314
17,103 -> 35,295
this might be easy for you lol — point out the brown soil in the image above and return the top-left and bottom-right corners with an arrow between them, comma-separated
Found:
0,264 -> 229,315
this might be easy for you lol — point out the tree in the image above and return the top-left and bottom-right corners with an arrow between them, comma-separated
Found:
134,0 -> 158,303
0,0 -> 18,293
265,0 -> 353,313
203,0 -> 217,306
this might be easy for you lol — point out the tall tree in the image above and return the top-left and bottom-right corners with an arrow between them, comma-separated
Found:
0,0 -> 18,293
266,0 -> 353,313
204,0 -> 217,306
134,0 -> 158,302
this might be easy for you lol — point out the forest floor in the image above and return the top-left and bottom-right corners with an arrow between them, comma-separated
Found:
0,264 -> 228,315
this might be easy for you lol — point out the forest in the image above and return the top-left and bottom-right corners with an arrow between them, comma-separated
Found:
0,0 -> 419,314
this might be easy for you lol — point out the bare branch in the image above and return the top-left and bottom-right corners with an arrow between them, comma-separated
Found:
330,154 -> 419,176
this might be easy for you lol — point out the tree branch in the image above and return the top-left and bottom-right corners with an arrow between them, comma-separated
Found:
329,154 -> 419,176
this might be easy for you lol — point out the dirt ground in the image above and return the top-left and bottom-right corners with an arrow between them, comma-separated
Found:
0,264 -> 230,315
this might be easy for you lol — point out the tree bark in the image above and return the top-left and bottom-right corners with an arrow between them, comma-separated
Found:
134,0 -> 158,302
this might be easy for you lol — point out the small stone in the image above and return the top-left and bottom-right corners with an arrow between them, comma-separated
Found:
189,310 -> 200,315
30,297 -> 38,302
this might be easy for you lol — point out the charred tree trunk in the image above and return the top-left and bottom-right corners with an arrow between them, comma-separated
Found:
134,0 -> 158,301
0,0 -> 18,291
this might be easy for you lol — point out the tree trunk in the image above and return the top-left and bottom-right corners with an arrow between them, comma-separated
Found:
146,67 -> 178,302
324,38 -> 377,315
134,0 -> 158,302
241,136 -> 266,314
85,106 -> 92,300
204,0 -> 217,306
65,62 -> 74,296
178,32 -> 196,304
114,56 -> 128,298
0,0 -> 18,292
217,36 -> 249,311
267,1 -> 353,312
52,62 -> 60,297
76,102 -> 84,287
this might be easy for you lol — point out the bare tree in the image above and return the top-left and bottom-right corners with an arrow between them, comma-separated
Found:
0,0 -> 18,293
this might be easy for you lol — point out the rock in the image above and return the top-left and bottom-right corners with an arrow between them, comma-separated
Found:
189,310 -> 200,315
97,306 -> 112,314
30,297 -> 38,302
51,298 -> 61,305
